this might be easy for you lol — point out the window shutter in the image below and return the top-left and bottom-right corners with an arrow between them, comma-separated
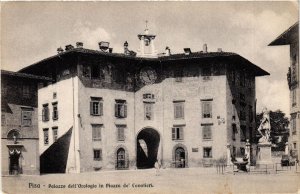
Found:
124,104 -> 127,118
46,107 -> 49,121
115,104 -> 118,117
209,102 -> 212,117
42,108 -> 45,121
99,102 -> 103,116
179,127 -> 184,140
90,101 -> 93,115
172,127 -> 176,140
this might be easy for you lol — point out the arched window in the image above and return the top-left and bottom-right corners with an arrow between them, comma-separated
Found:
117,148 -> 126,169
7,129 -> 21,140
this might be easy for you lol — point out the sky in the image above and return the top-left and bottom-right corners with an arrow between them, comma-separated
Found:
1,1 -> 298,116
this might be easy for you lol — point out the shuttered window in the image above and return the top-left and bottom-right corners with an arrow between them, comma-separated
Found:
115,100 -> 127,118
21,108 -> 32,126
52,102 -> 58,120
42,104 -> 49,122
90,97 -> 103,116
117,125 -> 125,141
174,101 -> 184,119
172,126 -> 184,140
93,149 -> 102,161
52,127 -> 58,142
43,128 -> 49,145
202,125 -> 212,140
202,100 -> 212,118
144,103 -> 153,120
92,124 -> 102,141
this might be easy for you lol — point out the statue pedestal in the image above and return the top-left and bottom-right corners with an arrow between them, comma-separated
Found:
256,143 -> 272,168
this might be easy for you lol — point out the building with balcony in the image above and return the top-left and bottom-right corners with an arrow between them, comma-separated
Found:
19,28 -> 269,173
269,22 -> 299,161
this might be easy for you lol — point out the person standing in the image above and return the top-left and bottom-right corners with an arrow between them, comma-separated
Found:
154,160 -> 161,176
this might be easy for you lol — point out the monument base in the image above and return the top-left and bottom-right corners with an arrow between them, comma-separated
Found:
256,142 -> 273,168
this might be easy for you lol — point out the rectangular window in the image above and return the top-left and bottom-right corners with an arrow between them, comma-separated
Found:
1,114 -> 5,126
174,69 -> 183,82
240,125 -> 246,142
52,102 -> 58,120
21,109 -> 32,126
115,100 -> 127,118
23,85 -> 30,98
292,89 -> 296,107
43,128 -> 49,145
202,125 -> 212,140
143,93 -> 155,100
203,147 -> 212,158
292,116 -> 296,135
174,101 -> 184,119
90,97 -> 103,116
232,124 -> 237,141
92,124 -> 102,141
172,126 -> 184,140
117,125 -> 125,141
202,100 -> 212,118
42,104 -> 49,122
52,127 -> 58,142
93,149 -> 102,161
144,103 -> 153,120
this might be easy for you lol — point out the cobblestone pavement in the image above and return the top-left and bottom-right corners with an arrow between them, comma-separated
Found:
2,167 -> 300,194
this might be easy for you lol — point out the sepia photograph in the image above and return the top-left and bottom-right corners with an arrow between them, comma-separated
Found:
1,1 -> 299,193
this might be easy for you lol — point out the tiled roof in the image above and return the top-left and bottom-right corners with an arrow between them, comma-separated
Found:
268,22 -> 299,46
19,48 -> 269,76
1,70 -> 52,81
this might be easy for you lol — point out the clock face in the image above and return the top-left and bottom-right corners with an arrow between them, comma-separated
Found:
139,67 -> 157,85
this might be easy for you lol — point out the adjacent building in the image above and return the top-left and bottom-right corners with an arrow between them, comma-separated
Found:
20,28 -> 269,173
269,22 -> 299,161
1,70 -> 51,175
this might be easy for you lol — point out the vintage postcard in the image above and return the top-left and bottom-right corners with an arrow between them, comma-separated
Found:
1,1 -> 299,194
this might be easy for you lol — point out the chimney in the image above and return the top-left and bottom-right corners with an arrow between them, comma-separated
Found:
99,41 -> 110,51
57,47 -> 64,54
124,41 -> 129,55
165,46 -> 171,56
65,44 -> 74,51
203,44 -> 208,53
217,48 -> 223,52
76,42 -> 83,49
184,48 -> 192,55
109,48 -> 113,53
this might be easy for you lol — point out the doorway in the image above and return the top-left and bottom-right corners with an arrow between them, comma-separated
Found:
136,128 -> 160,169
9,150 -> 21,175
175,147 -> 186,168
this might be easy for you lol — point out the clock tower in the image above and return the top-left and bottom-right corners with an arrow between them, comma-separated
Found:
137,21 -> 158,58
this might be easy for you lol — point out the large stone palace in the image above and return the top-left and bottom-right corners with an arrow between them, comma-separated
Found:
11,27 -> 269,173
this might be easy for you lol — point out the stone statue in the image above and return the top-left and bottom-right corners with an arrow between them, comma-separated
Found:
257,107 -> 271,143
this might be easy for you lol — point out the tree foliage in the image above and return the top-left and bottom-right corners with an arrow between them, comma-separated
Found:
256,110 -> 289,151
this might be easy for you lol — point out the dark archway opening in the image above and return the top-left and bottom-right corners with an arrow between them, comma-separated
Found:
136,128 -> 160,169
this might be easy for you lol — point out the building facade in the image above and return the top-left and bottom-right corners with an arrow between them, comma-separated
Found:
20,29 -> 269,173
1,70 -> 51,175
269,22 -> 299,161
